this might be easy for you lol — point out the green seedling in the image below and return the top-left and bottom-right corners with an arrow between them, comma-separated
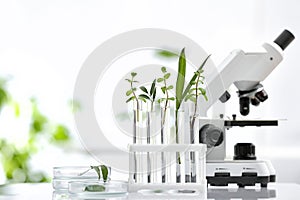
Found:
78,165 -> 109,182
125,72 -> 140,121
175,48 -> 211,164
157,67 -> 175,125
138,79 -> 157,111
184,66 -> 208,129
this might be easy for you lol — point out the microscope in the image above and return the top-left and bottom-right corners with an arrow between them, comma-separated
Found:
198,30 -> 295,187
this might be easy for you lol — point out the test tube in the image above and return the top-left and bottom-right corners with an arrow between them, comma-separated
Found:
146,108 -> 151,183
160,106 -> 170,183
165,151 -> 172,183
150,109 -> 158,183
195,151 -> 200,183
132,102 -> 137,182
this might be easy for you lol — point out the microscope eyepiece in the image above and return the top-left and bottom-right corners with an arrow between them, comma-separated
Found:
274,29 -> 295,51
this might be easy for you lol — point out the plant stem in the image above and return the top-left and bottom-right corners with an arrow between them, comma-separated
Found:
175,110 -> 178,143
161,79 -> 170,183
151,100 -> 154,112
191,74 -> 201,130
190,73 -> 201,182
78,168 -> 92,176
162,79 -> 169,126
130,79 -> 140,121
175,110 -> 181,164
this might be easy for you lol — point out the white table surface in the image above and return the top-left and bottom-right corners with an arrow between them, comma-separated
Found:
0,183 -> 299,199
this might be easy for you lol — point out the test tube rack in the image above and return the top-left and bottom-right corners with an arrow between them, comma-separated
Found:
128,144 -> 207,197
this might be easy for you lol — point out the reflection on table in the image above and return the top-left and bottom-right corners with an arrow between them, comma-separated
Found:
53,186 -> 276,200
208,187 -> 276,200
1,183 -> 300,199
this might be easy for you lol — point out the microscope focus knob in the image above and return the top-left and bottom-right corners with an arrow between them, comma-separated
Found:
234,143 -> 257,160
199,124 -> 224,148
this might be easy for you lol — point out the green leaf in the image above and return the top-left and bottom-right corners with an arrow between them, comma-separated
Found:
184,94 -> 192,101
126,90 -> 132,96
164,73 -> 171,79
203,94 -> 208,101
139,94 -> 150,100
198,88 -> 206,95
84,185 -> 105,192
167,85 -> 173,90
168,97 -> 175,101
132,80 -> 139,83
161,86 -> 166,94
184,93 -> 196,102
131,72 -> 137,77
182,55 -> 211,103
138,97 -> 146,103
157,98 -> 166,103
175,48 -> 186,110
156,50 -> 178,58
150,79 -> 156,96
161,66 -> 167,73
126,96 -> 135,103
100,165 -> 109,182
153,88 -> 157,100
125,78 -> 132,83
189,96 -> 196,103
91,166 -> 101,180
157,78 -> 164,83
140,86 -> 148,94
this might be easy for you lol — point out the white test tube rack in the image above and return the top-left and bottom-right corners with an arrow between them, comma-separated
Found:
128,144 -> 207,196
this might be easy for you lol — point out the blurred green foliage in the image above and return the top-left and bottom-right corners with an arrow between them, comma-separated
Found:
0,79 -> 71,183
155,50 -> 178,58
0,79 -> 8,109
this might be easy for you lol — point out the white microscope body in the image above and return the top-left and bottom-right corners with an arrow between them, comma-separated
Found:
198,30 -> 295,187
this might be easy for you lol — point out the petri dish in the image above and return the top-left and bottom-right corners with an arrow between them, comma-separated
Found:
52,166 -> 111,190
68,180 -> 127,198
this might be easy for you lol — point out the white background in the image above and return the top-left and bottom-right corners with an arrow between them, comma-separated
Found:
0,0 -> 299,183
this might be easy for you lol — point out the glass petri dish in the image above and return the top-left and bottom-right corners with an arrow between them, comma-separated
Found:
52,166 -> 111,190
68,180 -> 127,198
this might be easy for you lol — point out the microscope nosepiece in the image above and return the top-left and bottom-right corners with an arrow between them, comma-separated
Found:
274,29 -> 295,51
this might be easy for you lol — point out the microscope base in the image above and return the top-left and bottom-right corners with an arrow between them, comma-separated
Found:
206,160 -> 276,188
